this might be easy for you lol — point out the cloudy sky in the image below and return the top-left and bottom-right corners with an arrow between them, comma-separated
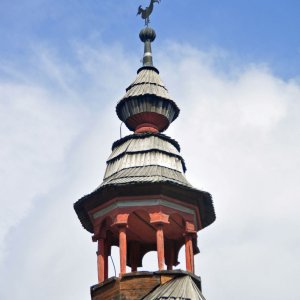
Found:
0,1 -> 299,299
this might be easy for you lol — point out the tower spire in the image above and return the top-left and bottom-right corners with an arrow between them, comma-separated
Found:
74,3 -> 216,299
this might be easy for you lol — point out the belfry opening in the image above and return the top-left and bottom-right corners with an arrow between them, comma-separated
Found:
74,3 -> 216,299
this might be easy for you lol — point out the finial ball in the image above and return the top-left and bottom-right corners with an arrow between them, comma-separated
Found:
139,27 -> 156,43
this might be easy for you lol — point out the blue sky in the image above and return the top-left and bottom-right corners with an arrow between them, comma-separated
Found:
0,1 -> 300,300
1,0 -> 300,78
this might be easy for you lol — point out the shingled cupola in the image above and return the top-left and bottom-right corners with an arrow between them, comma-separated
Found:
74,5 -> 216,300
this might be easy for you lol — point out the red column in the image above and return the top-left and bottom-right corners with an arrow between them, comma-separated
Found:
185,234 -> 194,273
97,239 -> 105,283
156,224 -> 165,271
119,226 -> 127,276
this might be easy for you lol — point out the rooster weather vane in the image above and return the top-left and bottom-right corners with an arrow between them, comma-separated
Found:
137,0 -> 160,26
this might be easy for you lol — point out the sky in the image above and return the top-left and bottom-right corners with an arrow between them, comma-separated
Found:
0,0 -> 299,299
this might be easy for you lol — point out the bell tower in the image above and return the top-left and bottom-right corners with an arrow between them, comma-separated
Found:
74,5 -> 216,300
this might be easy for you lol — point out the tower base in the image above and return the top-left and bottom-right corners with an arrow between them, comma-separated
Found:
91,270 -> 203,300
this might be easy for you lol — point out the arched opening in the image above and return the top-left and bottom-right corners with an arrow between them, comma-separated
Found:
126,210 -> 156,271
163,213 -> 186,270
108,245 -> 120,278
108,245 -> 131,277
175,243 -> 186,271
141,251 -> 158,271
167,238 -> 199,272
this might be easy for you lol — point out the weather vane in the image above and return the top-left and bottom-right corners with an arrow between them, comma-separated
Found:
137,0 -> 160,27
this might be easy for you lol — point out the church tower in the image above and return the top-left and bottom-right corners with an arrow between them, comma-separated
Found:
74,4 -> 216,299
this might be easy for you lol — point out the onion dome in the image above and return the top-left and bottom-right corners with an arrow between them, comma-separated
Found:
116,27 -> 179,134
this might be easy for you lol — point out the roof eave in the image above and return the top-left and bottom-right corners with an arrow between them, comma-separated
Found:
74,182 -> 216,234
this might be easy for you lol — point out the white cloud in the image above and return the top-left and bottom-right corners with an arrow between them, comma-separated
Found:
0,41 -> 299,300
0,83 -> 80,260
159,44 -> 300,299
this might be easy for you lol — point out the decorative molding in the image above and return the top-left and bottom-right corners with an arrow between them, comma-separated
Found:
92,198 -> 198,228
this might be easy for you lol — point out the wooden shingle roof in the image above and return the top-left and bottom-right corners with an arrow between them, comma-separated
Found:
143,275 -> 206,300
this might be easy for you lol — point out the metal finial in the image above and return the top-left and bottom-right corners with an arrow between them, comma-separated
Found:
137,0 -> 160,27
139,27 -> 156,67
